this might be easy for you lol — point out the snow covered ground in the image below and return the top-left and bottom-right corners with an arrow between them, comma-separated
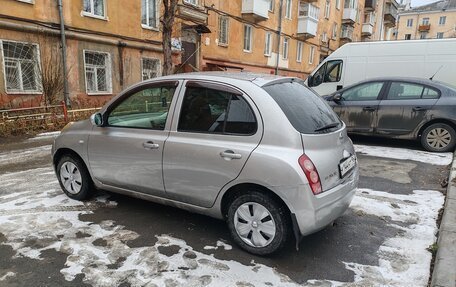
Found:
0,143 -> 448,286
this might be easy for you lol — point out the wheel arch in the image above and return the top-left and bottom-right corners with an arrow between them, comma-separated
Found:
417,119 -> 456,139
53,148 -> 88,171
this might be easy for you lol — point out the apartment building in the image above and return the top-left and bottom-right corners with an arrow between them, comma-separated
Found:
0,0 -> 208,108
396,0 -> 456,40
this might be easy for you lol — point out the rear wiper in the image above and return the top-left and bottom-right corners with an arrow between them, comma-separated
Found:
314,122 -> 339,132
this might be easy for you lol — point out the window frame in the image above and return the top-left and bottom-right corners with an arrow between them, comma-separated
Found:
422,17 -> 430,25
264,32 -> 272,56
309,45 -> 315,64
296,41 -> 303,63
436,32 -> 444,39
177,81 -> 258,136
184,0 -> 198,6
341,81 -> 386,101
243,24 -> 253,52
324,0 -> 330,19
269,0 -> 274,12
282,37 -> 289,60
83,49 -> 112,95
1,39 -> 42,94
82,0 -> 107,20
383,81 -> 441,100
141,57 -> 161,81
285,0 -> 292,19
141,0 -> 159,30
406,18 -> 413,27
405,34 -> 411,40
439,16 -> 446,26
103,81 -> 179,130
218,16 -> 229,46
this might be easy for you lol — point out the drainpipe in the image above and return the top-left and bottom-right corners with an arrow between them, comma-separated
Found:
57,0 -> 70,107
275,0 -> 284,75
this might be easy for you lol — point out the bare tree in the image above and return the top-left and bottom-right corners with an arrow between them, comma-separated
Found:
161,0 -> 179,76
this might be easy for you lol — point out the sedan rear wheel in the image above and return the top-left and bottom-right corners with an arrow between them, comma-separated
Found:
227,190 -> 290,255
57,155 -> 93,200
421,123 -> 456,152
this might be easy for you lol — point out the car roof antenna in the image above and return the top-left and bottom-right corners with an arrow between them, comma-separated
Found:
429,65 -> 443,81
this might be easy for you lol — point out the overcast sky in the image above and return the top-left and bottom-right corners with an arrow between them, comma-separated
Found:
411,0 -> 438,7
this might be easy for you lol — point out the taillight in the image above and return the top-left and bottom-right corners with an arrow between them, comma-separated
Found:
298,154 -> 322,195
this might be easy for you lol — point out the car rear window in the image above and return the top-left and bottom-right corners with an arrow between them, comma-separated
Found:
263,80 -> 342,134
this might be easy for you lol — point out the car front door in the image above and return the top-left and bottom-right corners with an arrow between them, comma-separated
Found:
376,81 -> 440,136
87,81 -> 180,196
162,81 -> 262,208
331,81 -> 386,134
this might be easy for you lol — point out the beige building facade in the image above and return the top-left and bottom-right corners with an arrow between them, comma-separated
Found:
396,0 -> 456,40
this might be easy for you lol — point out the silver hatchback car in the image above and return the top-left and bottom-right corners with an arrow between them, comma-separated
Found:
52,72 -> 359,255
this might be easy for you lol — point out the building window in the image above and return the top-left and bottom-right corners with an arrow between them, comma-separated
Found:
436,32 -> 444,39
84,50 -> 111,94
321,32 -> 328,43
297,41 -> 303,62
218,16 -> 229,46
264,32 -> 272,56
405,34 -> 411,40
406,18 -> 413,27
439,16 -> 446,25
422,18 -> 429,25
142,58 -> 160,80
325,0 -> 330,19
309,46 -> 315,64
82,0 -> 106,18
285,0 -> 292,19
1,40 -> 41,93
184,0 -> 198,5
332,23 -> 338,39
141,0 -> 158,29
420,32 -> 427,39
282,38 -> 289,60
243,25 -> 253,52
269,0 -> 274,12
336,0 -> 341,10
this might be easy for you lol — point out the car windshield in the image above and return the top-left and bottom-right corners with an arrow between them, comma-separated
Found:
263,80 -> 342,134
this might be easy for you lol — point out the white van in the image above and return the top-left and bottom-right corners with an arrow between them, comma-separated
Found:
306,38 -> 456,96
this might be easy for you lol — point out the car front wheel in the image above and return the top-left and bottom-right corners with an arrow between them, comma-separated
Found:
57,155 -> 93,200
421,123 -> 456,152
226,190 -> 290,255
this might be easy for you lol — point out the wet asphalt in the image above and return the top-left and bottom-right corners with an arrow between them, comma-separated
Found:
0,134 -> 449,287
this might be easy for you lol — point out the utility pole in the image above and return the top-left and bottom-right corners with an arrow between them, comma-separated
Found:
275,0 -> 284,75
57,0 -> 70,107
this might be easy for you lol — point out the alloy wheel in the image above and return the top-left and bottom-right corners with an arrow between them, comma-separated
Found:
60,162 -> 82,194
234,202 -> 276,248
426,127 -> 452,149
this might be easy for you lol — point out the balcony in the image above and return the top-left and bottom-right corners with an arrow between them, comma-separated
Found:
362,23 -> 374,36
342,8 -> 357,25
340,25 -> 354,41
297,3 -> 319,38
177,2 -> 208,24
241,0 -> 269,22
383,2 -> 398,27
364,0 -> 376,11
418,24 -> 431,32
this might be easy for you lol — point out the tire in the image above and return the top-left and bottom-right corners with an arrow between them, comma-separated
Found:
421,123 -> 456,152
226,190 -> 290,256
56,155 -> 93,200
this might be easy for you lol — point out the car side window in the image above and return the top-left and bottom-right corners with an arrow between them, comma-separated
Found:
387,82 -> 424,100
422,87 -> 440,99
342,82 -> 384,101
324,60 -> 343,83
107,86 -> 176,130
178,86 -> 257,135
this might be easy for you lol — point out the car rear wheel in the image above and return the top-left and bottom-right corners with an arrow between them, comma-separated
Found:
226,190 -> 290,255
421,123 -> 456,152
57,155 -> 93,200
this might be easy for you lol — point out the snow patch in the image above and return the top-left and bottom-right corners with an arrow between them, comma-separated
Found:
203,240 -> 233,251
354,144 -> 452,165
0,272 -> 15,281
28,131 -> 61,141
0,145 -> 51,166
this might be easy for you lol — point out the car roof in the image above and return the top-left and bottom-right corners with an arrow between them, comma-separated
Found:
342,77 -> 454,92
146,71 -> 297,87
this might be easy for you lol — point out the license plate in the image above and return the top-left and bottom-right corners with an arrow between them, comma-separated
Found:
339,155 -> 356,178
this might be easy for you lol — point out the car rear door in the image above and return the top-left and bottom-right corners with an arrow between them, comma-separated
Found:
331,81 -> 386,134
87,81 -> 180,196
162,81 -> 262,208
376,81 -> 440,136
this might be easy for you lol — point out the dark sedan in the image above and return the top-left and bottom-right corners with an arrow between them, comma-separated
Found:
324,77 -> 456,152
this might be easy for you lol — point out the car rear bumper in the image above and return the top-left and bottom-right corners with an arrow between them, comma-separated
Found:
288,167 -> 359,237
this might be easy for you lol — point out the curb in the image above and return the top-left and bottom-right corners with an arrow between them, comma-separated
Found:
431,150 -> 456,287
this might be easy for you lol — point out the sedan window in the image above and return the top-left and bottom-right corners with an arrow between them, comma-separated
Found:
387,82 -> 440,100
107,86 -> 176,129
178,86 -> 257,135
342,82 -> 384,101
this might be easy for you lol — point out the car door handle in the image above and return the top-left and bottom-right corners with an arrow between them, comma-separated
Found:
143,141 -> 160,149
363,106 -> 376,112
220,150 -> 242,160
412,106 -> 427,112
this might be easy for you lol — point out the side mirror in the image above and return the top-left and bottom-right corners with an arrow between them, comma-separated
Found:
307,75 -> 314,87
90,113 -> 104,127
333,93 -> 343,102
